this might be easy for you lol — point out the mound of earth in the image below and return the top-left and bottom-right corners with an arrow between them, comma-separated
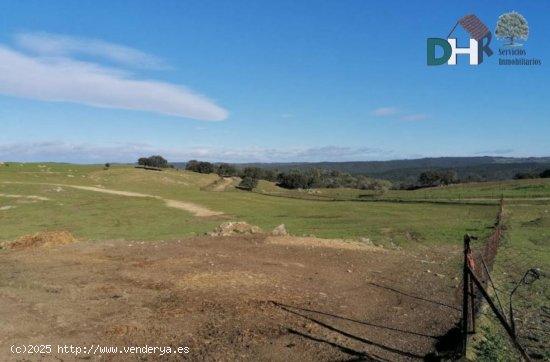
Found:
208,221 -> 263,236
1,231 -> 78,250
271,224 -> 288,236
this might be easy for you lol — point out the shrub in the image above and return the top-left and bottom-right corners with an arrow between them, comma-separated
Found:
238,176 -> 258,191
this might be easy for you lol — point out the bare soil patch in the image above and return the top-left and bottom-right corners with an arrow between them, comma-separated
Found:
0,235 -> 462,361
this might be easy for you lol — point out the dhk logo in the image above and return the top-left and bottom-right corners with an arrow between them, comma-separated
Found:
427,14 -> 493,65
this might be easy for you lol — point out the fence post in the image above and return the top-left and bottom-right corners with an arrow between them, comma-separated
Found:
462,234 -> 471,354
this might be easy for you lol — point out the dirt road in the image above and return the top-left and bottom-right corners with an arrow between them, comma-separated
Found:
0,235 -> 462,361
1,182 -> 223,217
212,177 -> 236,192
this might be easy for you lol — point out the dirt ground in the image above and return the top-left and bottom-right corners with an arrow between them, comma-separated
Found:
0,235 -> 464,361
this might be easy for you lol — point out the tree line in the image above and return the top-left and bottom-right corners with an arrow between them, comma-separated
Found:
185,160 -> 392,191
513,169 -> 550,180
140,157 -> 550,191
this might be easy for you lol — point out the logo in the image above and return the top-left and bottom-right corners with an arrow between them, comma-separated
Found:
494,11 -> 541,66
427,14 -> 493,66
495,11 -> 528,47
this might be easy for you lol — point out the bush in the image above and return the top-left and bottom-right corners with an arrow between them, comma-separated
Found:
540,169 -> 550,178
238,176 -> 258,191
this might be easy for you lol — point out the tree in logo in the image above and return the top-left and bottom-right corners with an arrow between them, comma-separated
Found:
495,11 -> 529,46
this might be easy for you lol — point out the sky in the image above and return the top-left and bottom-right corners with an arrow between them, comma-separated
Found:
0,0 -> 549,163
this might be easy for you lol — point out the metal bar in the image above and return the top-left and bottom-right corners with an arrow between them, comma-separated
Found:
469,277 -> 476,333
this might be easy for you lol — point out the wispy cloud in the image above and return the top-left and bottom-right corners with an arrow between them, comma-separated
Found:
371,106 -> 429,122
475,148 -> 514,155
15,32 -> 167,69
0,33 -> 228,121
370,107 -> 399,116
0,142 -> 395,163
400,113 -> 429,122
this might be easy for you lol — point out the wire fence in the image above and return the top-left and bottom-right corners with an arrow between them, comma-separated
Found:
466,198 -> 550,361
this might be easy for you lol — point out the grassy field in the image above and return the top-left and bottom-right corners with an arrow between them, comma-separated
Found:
470,202 -> 550,361
255,178 -> 550,204
2,162 -> 549,360
1,163 -> 499,246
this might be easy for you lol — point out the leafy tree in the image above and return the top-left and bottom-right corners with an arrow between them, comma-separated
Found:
513,172 -> 538,180
137,155 -> 168,168
418,170 -> 440,187
539,169 -> 550,178
495,11 -> 529,46
418,170 -> 457,187
185,160 -> 214,174
439,170 -> 458,185
277,170 -> 313,189
216,163 -> 237,177
241,166 -> 263,179
262,169 -> 278,182
185,160 -> 199,172
238,176 -> 258,191
197,161 -> 214,174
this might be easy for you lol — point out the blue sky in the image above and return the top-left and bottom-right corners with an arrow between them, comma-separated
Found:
0,0 -> 548,163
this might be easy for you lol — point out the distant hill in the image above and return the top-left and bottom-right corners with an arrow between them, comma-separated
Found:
173,156 -> 550,183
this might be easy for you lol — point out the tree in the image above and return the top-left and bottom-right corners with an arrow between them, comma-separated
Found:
241,166 -> 263,179
539,169 -> 550,178
196,161 -> 214,174
104,163 -> 110,170
185,160 -> 214,174
137,155 -> 168,168
439,171 -> 458,186
277,170 -> 313,189
216,163 -> 237,177
513,172 -> 538,180
418,170 -> 440,187
495,11 -> 529,46
238,176 -> 258,191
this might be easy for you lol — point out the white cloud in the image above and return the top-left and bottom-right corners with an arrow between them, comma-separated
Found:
15,32 -> 167,69
400,113 -> 429,121
371,107 -> 429,122
0,142 -> 394,163
0,45 -> 228,120
370,107 -> 399,116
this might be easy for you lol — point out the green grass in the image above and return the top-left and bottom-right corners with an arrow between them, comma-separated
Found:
254,178 -> 550,204
469,202 -> 550,361
1,163 -> 499,246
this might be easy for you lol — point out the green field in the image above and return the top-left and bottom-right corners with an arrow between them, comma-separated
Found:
0,163 -> 501,246
1,162 -> 549,359
255,178 -> 550,204
1,163 -> 548,252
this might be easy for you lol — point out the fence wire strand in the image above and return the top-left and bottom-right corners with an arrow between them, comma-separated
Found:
468,199 -> 550,360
